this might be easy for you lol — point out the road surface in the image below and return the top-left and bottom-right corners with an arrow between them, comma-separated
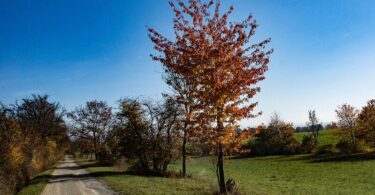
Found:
41,157 -> 117,195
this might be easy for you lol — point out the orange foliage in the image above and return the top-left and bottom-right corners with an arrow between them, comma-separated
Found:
148,0 -> 272,150
148,0 -> 272,192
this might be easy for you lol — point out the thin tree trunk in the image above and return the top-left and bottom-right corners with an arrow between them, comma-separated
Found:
93,131 -> 97,160
182,129 -> 187,177
216,112 -> 226,194
350,126 -> 356,144
182,119 -> 188,177
217,143 -> 226,193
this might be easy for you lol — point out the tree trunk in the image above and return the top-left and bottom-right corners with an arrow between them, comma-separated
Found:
93,131 -> 97,160
216,112 -> 226,194
350,127 -> 356,144
182,128 -> 187,177
217,143 -> 226,194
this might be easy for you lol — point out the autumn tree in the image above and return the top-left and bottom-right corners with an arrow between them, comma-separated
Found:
148,0 -> 272,192
357,99 -> 375,146
15,95 -> 69,172
0,95 -> 69,193
335,104 -> 359,144
0,113 -> 29,193
68,100 -> 112,160
307,110 -> 320,144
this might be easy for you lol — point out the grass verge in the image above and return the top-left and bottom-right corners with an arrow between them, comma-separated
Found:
17,167 -> 55,195
75,158 -> 213,194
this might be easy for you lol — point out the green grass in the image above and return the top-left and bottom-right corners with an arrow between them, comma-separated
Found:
74,130 -> 373,194
17,167 -> 55,195
76,159 -> 213,194
294,129 -> 339,145
77,152 -> 375,195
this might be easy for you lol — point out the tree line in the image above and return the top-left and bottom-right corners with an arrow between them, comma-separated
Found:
0,95 -> 69,194
2,95 -> 374,194
245,100 -> 375,156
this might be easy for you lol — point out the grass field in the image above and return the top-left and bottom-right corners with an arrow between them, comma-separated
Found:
76,159 -> 213,194
17,167 -> 55,195
294,129 -> 339,146
78,150 -> 375,195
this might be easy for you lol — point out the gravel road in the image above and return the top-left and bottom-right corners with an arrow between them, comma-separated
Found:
41,157 -> 117,195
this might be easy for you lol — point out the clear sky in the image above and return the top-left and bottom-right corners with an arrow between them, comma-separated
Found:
1,0 -> 375,127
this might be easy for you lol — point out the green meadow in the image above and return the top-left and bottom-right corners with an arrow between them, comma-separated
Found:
294,129 -> 339,145
76,131 -> 375,195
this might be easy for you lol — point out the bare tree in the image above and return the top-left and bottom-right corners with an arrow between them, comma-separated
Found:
68,100 -> 112,160
115,98 -> 180,174
307,110 -> 320,144
143,98 -> 180,173
270,113 -> 282,131
164,72 -> 198,177
15,94 -> 67,141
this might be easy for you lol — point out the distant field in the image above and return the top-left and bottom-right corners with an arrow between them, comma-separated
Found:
79,151 -> 375,195
294,129 -> 339,145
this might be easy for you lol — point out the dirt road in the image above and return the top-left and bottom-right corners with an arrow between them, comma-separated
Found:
41,157 -> 117,195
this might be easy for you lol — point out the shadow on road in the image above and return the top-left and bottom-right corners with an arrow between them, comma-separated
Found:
47,171 -> 125,183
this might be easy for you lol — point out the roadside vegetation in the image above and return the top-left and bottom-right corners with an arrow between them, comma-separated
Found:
0,95 -> 69,194
17,167 -> 55,195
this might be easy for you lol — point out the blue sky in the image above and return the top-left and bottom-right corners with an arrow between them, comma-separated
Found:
1,0 -> 375,127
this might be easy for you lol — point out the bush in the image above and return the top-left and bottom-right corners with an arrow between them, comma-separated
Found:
114,98 -> 180,175
335,140 -> 352,154
301,134 -> 317,154
97,144 -> 115,166
213,178 -> 241,195
0,115 -> 30,194
246,122 -> 301,156
335,140 -> 369,154
314,144 -> 335,155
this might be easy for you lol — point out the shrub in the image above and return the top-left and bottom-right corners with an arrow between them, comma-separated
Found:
335,140 -> 369,154
335,140 -> 352,154
97,144 -> 115,166
246,122 -> 301,156
0,114 -> 30,194
114,98 -> 180,175
301,134 -> 317,153
213,178 -> 241,195
314,144 -> 335,155
0,96 -> 69,194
